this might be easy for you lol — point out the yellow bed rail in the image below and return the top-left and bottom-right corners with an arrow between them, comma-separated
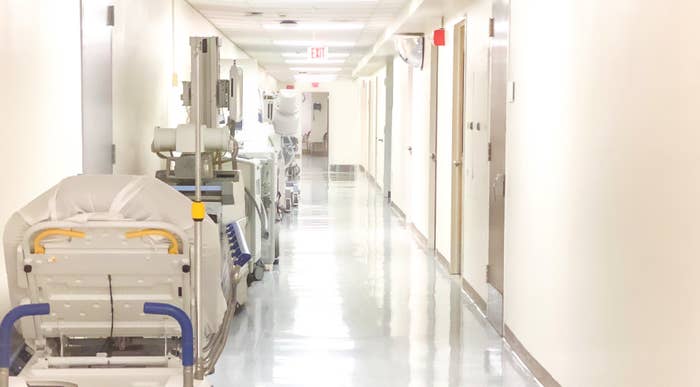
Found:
125,229 -> 180,255
33,229 -> 86,254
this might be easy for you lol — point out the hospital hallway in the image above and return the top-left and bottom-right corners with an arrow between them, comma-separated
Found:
210,155 -> 538,387
4,0 -> 700,386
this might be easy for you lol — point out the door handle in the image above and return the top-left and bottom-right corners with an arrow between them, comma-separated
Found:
431,153 -> 436,161
453,160 -> 462,167
377,138 -> 384,142
491,173 -> 505,199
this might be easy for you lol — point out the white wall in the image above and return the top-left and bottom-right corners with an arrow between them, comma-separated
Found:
359,80 -> 369,171
505,0 -> 700,386
408,49 -> 432,237
388,24 -> 443,240
112,0 -> 171,176
0,0 -> 83,309
295,81 -> 361,166
390,56 -> 411,214
112,0 -> 257,176
308,93 -> 329,143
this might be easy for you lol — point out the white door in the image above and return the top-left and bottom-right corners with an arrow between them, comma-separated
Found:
368,79 -> 377,180
375,71 -> 387,189
462,12 -> 492,318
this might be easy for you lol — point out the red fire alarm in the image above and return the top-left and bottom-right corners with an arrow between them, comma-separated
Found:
312,82 -> 320,88
433,28 -> 446,46
286,84 -> 295,90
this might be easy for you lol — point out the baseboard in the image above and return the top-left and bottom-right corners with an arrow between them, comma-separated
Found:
408,223 -> 428,248
504,325 -> 562,387
367,174 -> 380,188
436,250 -> 450,272
329,164 -> 357,173
390,201 -> 406,220
461,277 -> 487,313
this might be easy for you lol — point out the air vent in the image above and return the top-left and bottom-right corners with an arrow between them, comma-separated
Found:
246,11 -> 263,16
280,20 -> 298,25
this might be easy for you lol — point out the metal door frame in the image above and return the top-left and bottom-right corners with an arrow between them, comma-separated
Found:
427,44 -> 440,250
450,20 -> 467,275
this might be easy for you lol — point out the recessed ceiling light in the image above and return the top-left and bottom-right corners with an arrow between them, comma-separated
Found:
264,22 -> 364,31
285,59 -> 346,65
282,52 -> 351,58
274,40 -> 355,48
290,67 -> 342,72
294,74 -> 339,82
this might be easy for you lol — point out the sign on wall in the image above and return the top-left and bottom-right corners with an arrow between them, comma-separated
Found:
307,46 -> 328,61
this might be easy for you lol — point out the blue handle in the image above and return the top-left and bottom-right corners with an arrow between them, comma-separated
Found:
0,303 -> 50,368
143,302 -> 193,366
229,222 -> 251,264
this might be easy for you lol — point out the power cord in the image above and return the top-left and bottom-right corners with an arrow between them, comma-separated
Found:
99,274 -> 115,355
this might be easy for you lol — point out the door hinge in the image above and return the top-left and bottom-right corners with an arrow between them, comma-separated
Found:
489,17 -> 495,38
107,5 -> 115,26
488,142 -> 492,161
111,144 -> 116,165
503,174 -> 506,197
486,264 -> 490,280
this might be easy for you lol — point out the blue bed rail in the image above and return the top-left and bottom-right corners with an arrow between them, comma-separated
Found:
226,222 -> 252,267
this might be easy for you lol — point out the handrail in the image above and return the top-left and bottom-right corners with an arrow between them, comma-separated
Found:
143,303 -> 193,387
125,229 -> 180,255
0,303 -> 50,387
33,229 -> 85,254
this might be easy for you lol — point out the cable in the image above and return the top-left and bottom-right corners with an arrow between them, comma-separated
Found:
108,274 -> 114,339
100,274 -> 115,355
244,188 -> 270,238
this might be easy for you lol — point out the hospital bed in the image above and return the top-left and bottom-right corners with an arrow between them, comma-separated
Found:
1,175 -> 246,386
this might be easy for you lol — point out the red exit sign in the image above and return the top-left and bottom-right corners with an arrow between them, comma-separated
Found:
307,46 -> 328,61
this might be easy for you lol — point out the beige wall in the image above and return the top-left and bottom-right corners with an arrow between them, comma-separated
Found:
295,81 -> 361,166
112,0 -> 254,176
0,0 -> 83,310
504,0 -> 700,385
388,1 -> 491,301
388,38 -> 433,237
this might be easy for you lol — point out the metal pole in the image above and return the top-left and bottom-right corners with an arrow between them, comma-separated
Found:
0,368 -> 8,387
192,41 -> 204,380
184,365 -> 194,387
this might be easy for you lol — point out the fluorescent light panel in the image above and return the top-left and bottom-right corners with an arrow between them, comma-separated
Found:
264,22 -> 364,31
274,40 -> 355,47
285,59 -> 346,64
290,67 -> 342,72
294,74 -> 338,82
282,52 -> 350,58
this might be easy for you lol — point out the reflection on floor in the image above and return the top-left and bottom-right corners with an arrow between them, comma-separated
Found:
209,156 -> 540,387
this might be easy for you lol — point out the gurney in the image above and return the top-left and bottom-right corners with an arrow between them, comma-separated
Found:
1,175 -> 248,386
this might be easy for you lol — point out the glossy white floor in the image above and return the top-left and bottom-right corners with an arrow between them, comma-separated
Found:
210,156 -> 540,387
